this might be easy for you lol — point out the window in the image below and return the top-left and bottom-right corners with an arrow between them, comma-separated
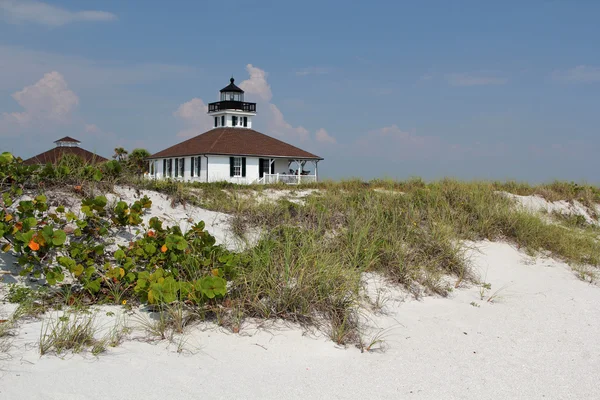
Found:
214,117 -> 218,127
221,115 -> 225,127
179,158 -> 184,177
168,159 -> 173,177
232,116 -> 238,126
230,157 -> 245,177
174,158 -> 179,177
233,157 -> 241,176
243,117 -> 248,127
196,156 -> 201,177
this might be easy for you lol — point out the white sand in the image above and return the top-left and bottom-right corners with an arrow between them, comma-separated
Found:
502,192 -> 600,226
1,240 -> 599,399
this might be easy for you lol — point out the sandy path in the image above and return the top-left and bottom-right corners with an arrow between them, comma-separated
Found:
1,241 -> 599,399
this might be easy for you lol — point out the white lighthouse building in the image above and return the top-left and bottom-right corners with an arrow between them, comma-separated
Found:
148,77 -> 322,184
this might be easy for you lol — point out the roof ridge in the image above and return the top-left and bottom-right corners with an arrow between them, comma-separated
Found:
207,128 -> 228,153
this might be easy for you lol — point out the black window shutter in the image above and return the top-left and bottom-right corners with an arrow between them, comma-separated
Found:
243,117 -> 248,127
242,158 -> 246,177
163,159 -> 166,176
259,158 -> 264,178
214,117 -> 217,127
175,158 -> 178,177
270,159 -> 275,174
190,157 -> 194,177
229,157 -> 234,177
221,116 -> 225,126
197,156 -> 201,175
181,158 -> 185,177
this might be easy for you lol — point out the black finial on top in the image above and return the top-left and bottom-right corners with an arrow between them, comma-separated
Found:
230,76 -> 235,84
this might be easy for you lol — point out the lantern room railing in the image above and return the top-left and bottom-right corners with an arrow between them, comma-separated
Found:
208,101 -> 256,113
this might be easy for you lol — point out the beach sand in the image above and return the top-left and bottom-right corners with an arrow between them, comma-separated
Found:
1,240 -> 598,400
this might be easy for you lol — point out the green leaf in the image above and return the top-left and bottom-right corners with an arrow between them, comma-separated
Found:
0,152 -> 14,165
114,249 -> 125,261
58,256 -> 76,269
199,276 -> 227,299
23,217 -> 38,231
46,270 -> 57,285
35,194 -> 47,203
81,205 -> 93,217
93,196 -> 107,208
84,266 -> 95,279
85,278 -> 101,293
144,243 -> 156,255
73,264 -> 84,277
51,230 -> 67,246
92,169 -> 103,181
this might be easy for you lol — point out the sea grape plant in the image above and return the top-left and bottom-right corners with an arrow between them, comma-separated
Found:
0,152 -> 241,305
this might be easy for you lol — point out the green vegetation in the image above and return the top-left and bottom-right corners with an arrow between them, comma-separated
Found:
1,151 -> 599,352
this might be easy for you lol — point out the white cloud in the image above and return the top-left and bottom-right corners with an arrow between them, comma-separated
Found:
2,71 -> 79,130
552,65 -> 600,83
239,64 -> 272,102
446,73 -> 508,86
239,64 -> 334,145
0,71 -> 111,141
315,128 -> 336,144
0,0 -> 117,26
173,98 -> 212,138
171,65 -> 336,146
296,67 -> 331,76
266,104 -> 310,142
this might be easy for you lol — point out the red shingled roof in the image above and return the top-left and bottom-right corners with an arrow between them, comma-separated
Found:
149,128 -> 322,160
23,147 -> 108,165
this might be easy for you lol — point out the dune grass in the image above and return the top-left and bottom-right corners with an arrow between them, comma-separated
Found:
4,159 -> 600,346
39,312 -> 97,355
138,178 -> 595,343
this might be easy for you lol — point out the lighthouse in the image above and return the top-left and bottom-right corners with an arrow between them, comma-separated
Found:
207,77 -> 257,129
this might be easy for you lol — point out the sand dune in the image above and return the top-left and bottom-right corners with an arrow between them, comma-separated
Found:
1,240 -> 598,400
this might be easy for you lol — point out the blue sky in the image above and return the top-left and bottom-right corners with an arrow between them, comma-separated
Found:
1,0 -> 599,182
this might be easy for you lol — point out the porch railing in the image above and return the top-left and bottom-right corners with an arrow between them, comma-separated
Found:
261,173 -> 316,185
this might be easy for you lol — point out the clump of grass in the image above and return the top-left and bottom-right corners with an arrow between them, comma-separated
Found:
132,303 -> 197,342
233,226 -> 361,329
0,318 -> 16,358
39,312 -> 97,355
91,315 -> 129,356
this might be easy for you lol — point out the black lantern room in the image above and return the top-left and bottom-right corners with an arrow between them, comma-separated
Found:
220,77 -> 244,101
208,77 -> 257,114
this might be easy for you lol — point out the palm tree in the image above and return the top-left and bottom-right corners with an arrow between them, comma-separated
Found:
128,148 -> 151,175
113,147 -> 128,162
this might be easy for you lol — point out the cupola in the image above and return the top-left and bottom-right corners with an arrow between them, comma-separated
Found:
208,77 -> 256,129
54,136 -> 81,148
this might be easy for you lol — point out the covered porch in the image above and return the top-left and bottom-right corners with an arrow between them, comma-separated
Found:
257,159 -> 319,185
